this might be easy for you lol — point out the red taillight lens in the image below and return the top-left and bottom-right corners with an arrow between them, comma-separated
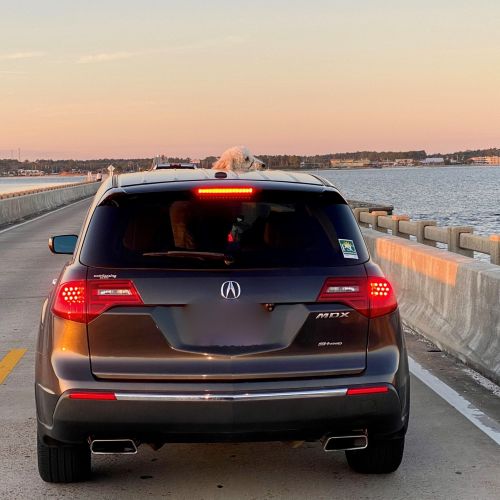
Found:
195,187 -> 254,198
368,277 -> 397,318
317,276 -> 397,318
318,278 -> 369,315
52,279 -> 143,323
52,280 -> 86,323
87,280 -> 143,322
68,392 -> 116,400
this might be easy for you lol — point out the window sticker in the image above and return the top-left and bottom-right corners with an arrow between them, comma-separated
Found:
339,239 -> 359,259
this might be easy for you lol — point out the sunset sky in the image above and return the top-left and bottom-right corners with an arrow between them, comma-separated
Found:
1,0 -> 500,159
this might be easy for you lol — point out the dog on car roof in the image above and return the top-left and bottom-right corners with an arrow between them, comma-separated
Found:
212,146 -> 266,171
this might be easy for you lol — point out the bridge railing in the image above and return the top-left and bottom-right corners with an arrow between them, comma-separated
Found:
353,207 -> 500,265
0,181 -> 102,227
0,181 -> 90,200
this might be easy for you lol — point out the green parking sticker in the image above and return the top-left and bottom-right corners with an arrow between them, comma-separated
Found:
339,239 -> 359,259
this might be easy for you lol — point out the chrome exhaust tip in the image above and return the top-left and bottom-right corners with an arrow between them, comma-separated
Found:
90,439 -> 138,455
322,434 -> 368,452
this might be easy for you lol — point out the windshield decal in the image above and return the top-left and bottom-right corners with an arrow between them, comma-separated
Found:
339,239 -> 359,260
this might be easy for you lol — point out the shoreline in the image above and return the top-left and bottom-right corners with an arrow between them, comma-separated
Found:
297,164 -> 500,172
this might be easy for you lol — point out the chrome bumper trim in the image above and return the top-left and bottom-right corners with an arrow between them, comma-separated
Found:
115,388 -> 348,402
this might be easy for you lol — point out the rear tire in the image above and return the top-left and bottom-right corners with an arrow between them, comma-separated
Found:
37,434 -> 91,483
345,436 -> 404,474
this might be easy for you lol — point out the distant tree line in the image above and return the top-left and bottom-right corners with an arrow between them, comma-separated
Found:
329,150 -> 427,161
0,158 -> 153,175
435,148 -> 500,163
1,147 -> 499,175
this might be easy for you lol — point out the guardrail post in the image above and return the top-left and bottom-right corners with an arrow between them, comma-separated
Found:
490,235 -> 500,265
370,211 -> 388,232
447,226 -> 474,257
391,215 -> 410,238
416,220 -> 437,246
353,208 -> 370,228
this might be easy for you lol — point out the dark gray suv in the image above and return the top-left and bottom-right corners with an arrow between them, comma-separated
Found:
36,169 -> 409,482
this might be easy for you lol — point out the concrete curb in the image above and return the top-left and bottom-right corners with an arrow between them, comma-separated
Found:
0,182 -> 101,227
362,228 -> 500,384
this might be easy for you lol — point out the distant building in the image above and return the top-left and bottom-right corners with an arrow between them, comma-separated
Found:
470,156 -> 500,165
17,169 -> 44,176
370,160 -> 394,168
394,159 -> 414,166
330,159 -> 370,168
299,161 -> 329,169
421,157 -> 445,165
485,156 -> 500,165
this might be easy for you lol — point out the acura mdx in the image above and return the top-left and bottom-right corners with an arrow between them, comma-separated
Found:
36,169 -> 409,482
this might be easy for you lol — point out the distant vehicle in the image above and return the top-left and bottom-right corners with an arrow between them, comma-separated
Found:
151,157 -> 198,170
37,169 -> 409,482
152,162 -> 198,170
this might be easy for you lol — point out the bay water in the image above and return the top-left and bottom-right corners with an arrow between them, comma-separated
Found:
310,165 -> 500,236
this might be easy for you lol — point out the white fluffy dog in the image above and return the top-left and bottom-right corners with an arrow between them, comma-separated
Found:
212,146 -> 266,171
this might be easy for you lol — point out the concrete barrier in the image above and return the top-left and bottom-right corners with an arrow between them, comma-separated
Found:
354,208 -> 500,265
0,182 -> 100,227
362,228 -> 500,384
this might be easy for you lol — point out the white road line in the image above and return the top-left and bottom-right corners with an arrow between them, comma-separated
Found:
409,356 -> 500,446
0,197 -> 91,235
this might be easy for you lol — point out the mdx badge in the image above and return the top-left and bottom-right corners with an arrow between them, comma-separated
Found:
221,281 -> 241,299
316,312 -> 350,319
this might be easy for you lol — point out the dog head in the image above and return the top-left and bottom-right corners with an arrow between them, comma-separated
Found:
212,146 -> 266,171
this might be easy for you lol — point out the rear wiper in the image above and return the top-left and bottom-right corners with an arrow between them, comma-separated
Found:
142,251 -> 235,264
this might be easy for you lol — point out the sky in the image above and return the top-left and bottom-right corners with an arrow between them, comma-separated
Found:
1,0 -> 500,160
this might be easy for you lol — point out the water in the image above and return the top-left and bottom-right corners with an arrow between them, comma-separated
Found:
309,166 -> 500,236
0,176 -> 86,195
1,167 -> 498,235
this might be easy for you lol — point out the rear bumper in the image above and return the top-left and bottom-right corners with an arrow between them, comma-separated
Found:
38,384 -> 406,444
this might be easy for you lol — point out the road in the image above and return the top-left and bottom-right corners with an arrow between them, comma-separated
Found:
0,199 -> 499,499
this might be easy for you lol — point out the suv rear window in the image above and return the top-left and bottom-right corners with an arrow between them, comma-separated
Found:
80,189 -> 369,269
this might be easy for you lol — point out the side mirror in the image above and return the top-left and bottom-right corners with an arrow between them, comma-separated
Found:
48,235 -> 78,254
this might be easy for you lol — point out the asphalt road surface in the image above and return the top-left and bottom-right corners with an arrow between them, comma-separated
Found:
0,198 -> 499,499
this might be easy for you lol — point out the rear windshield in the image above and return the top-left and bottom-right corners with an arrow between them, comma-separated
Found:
80,189 -> 369,269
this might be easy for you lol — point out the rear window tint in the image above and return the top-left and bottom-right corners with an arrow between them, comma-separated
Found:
80,189 -> 369,269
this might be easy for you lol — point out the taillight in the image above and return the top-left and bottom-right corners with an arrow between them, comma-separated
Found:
52,279 -> 143,323
52,280 -> 86,323
318,278 -> 369,315
368,277 -> 397,318
317,276 -> 397,318
87,280 -> 143,321
195,187 -> 254,198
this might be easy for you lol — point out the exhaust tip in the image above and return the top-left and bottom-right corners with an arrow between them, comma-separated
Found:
90,439 -> 138,455
322,434 -> 368,452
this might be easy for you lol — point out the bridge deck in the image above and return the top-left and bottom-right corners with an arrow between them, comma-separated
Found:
0,199 -> 499,499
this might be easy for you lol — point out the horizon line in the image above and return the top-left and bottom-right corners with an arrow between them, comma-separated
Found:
1,146 -> 500,162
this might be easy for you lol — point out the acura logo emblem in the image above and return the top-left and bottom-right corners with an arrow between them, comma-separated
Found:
221,281 -> 241,299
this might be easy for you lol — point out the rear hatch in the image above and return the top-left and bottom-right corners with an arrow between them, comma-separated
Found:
80,183 -> 371,381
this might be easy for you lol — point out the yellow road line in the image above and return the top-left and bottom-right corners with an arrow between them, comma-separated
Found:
0,349 -> 27,384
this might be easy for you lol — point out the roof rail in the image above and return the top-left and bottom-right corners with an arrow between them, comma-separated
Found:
308,173 -> 335,188
111,174 -> 119,188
